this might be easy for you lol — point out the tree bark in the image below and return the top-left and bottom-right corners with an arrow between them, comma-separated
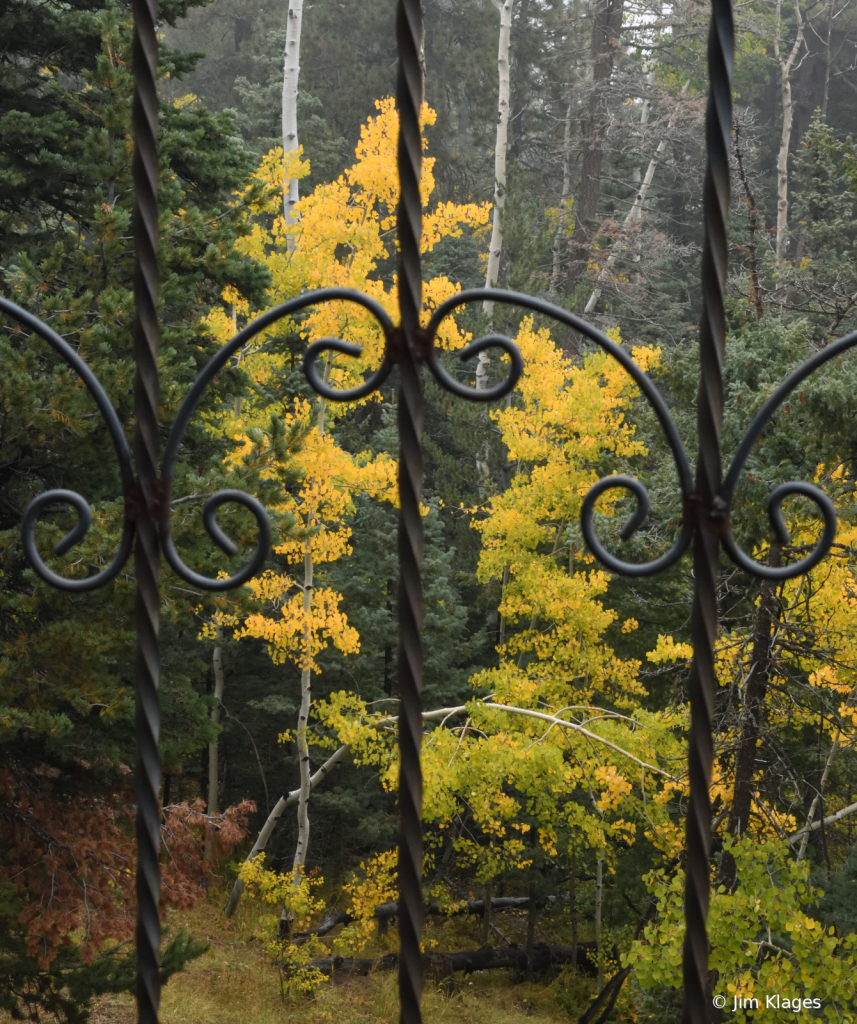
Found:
578,967 -> 631,1024
282,0 -> 305,239
570,853 -> 578,969
292,550 -> 313,874
205,626 -> 225,860
566,0 -> 625,295
774,0 -> 805,270
525,880 -> 537,982
720,544 -> 781,890
279,545 -> 314,937
583,80 -> 688,316
482,0 -> 516,330
793,0 -> 833,144
594,852 -> 604,992
549,87 -> 575,299
223,742 -> 350,917
482,883 -> 492,946
292,893 -> 587,942
734,123 -> 764,319
797,728 -> 840,863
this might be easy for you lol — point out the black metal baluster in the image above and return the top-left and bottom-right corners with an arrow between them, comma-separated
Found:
683,0 -> 734,1019
130,0 -> 162,1019
394,0 -> 425,1021
14,0 -> 857,1019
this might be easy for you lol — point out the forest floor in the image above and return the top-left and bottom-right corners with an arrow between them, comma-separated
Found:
87,888 -> 628,1024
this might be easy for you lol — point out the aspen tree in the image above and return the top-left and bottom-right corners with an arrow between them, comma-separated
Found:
217,100 -> 489,916
205,625 -> 225,860
282,0 -> 305,239
549,87 -> 574,299
774,0 -> 805,269
481,0 -> 515,342
583,81 -> 689,315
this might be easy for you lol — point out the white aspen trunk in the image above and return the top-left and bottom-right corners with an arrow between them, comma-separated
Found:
583,80 -> 688,315
549,88 -> 575,299
774,0 -> 805,270
223,743 -> 351,917
278,542 -> 313,938
292,548 -> 313,874
797,729 -> 840,862
595,852 -> 604,991
481,0 -> 515,337
790,798 -> 857,844
205,625 -> 225,861
282,0 -> 305,241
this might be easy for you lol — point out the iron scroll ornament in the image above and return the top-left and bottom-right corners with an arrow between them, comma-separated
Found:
6,272 -> 857,1021
302,287 -> 855,583
11,272 -> 851,588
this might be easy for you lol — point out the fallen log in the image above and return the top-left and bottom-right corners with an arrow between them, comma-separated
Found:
296,894 -> 583,941
309,942 -> 599,978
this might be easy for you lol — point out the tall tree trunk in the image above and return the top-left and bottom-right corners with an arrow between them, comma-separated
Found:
566,0 -> 625,295
279,543 -> 314,939
594,852 -> 604,992
293,548 -> 313,873
525,879 -> 537,983
549,87 -> 575,299
482,883 -> 492,946
223,742 -> 351,918
797,729 -> 841,863
569,852 -> 578,968
279,382 -> 333,936
774,0 -> 805,270
482,0 -> 515,333
719,544 -> 782,890
583,79 -> 687,315
793,0 -> 833,144
205,626 -> 225,861
734,123 -> 764,319
282,0 -> 305,241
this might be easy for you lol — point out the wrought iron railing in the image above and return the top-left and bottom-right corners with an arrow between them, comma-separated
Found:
4,0 -> 857,1021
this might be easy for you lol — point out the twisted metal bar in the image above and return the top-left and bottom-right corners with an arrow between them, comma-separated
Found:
130,0 -> 162,1017
395,0 -> 426,1019
683,0 -> 733,1018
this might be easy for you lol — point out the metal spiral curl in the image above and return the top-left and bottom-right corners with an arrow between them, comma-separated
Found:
162,289 -> 401,589
720,328 -> 857,581
0,298 -> 136,591
430,288 -> 695,573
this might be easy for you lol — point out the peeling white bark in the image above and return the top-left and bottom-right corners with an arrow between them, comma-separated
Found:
549,89 -> 575,299
796,729 -> 840,862
482,0 -> 515,333
583,80 -> 688,316
223,743 -> 351,918
292,549 -> 313,876
774,0 -> 805,269
282,0 -> 305,238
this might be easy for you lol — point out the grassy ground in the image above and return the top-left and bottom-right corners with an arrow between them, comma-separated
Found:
82,890 -> 634,1024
